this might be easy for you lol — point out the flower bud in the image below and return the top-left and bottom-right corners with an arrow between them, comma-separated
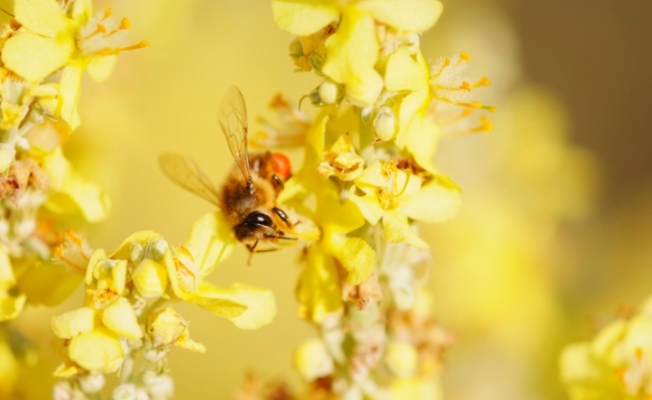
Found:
318,80 -> 340,105
79,371 -> 106,393
132,258 -> 168,298
145,238 -> 168,260
384,341 -> 417,378
374,106 -> 396,141
294,338 -> 334,381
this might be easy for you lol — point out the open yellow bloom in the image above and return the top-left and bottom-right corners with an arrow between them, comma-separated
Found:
561,297 -> 652,399
2,0 -> 147,128
167,212 -> 278,330
41,146 -> 110,223
349,160 -> 461,249
273,0 -> 443,106
384,48 -> 440,173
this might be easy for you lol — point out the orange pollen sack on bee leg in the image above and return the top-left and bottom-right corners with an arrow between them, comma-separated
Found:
271,153 -> 292,180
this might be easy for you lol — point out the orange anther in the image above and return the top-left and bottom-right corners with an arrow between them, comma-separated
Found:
474,76 -> 492,87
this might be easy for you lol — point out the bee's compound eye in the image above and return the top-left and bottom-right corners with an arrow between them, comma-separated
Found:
271,153 -> 292,180
244,212 -> 274,227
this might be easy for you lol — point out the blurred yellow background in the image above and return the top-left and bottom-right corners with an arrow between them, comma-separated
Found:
5,0 -> 652,399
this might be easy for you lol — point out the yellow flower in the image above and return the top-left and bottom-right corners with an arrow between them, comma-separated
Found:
41,146 -> 110,223
0,68 -> 59,131
66,327 -> 124,374
273,0 -> 443,106
2,0 -> 147,128
296,244 -> 343,323
166,212 -> 278,330
148,307 -> 205,353
560,297 -> 652,399
317,133 -> 365,181
384,48 -> 439,172
349,160 -> 461,249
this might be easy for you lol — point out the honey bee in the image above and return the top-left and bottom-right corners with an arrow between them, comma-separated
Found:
159,86 -> 297,253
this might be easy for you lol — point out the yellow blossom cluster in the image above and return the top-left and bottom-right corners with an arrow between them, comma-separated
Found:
0,0 -> 149,325
272,0 -> 491,325
561,297 -> 652,399
51,212 -> 276,396
260,1 -> 495,396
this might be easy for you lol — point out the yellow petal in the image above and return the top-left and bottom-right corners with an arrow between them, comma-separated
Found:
85,249 -> 107,285
16,261 -> 83,306
53,363 -> 84,378
59,64 -> 83,129
14,0 -> 69,37
192,282 -> 277,330
359,0 -> 443,32
45,171 -> 111,223
404,115 -> 440,173
383,211 -> 428,249
87,55 -> 117,82
51,307 -> 95,339
68,328 -> 124,373
0,291 -> 26,321
272,0 -> 339,36
296,245 -> 342,323
41,148 -> 111,222
185,212 -> 234,278
348,189 -> 384,225
559,343 -> 604,389
323,234 -> 375,284
0,250 -> 15,290
111,260 -> 127,294
132,259 -> 168,298
400,176 -> 461,223
320,193 -> 365,234
306,107 -> 331,161
322,6 -> 383,106
174,328 -> 206,353
385,48 -> 425,92
2,32 -> 73,82
70,0 -> 92,20
102,298 -> 143,340
148,308 -> 186,347
108,231 -> 163,260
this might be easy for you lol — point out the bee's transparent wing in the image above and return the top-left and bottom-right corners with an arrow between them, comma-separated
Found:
159,152 -> 221,206
219,85 -> 251,182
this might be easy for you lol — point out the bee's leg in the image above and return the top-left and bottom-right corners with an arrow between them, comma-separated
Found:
247,241 -> 259,252
245,241 -> 258,265
272,207 -> 293,228
264,233 -> 298,241
272,174 -> 285,189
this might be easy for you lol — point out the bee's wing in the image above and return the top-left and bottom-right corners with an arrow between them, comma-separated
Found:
159,152 -> 221,206
219,85 -> 252,183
